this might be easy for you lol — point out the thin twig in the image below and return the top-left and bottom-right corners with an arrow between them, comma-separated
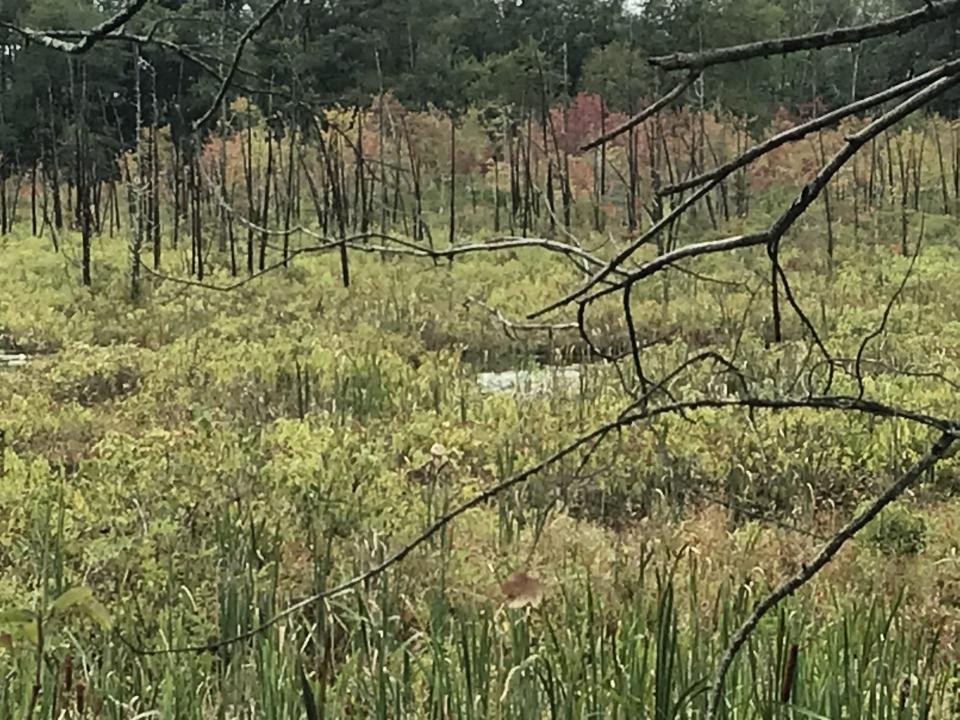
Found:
463,296 -> 578,338
855,214 -> 925,398
192,0 -> 289,129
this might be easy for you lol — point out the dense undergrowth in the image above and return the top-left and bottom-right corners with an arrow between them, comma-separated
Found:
2,198 -> 960,717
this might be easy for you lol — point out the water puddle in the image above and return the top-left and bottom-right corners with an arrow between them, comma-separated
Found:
476,365 -> 581,395
0,353 -> 28,368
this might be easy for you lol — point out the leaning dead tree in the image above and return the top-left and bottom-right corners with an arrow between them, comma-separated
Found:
12,0 -> 960,715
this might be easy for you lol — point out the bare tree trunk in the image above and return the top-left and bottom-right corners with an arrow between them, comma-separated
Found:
283,119 -> 297,267
912,127 -> 926,211
172,143 -> 181,251
493,155 -> 500,233
522,108 -> 532,236
0,169 -> 7,235
934,120 -> 950,215
895,137 -> 909,256
243,122 -> 255,274
852,152 -> 861,244
355,109 -> 367,233
449,115 -> 456,248
48,92 -> 63,232
131,45 -> 143,300
73,60 -> 92,286
318,130 -> 349,287
196,156 -> 204,279
30,157 -> 38,236
259,130 -> 274,271
816,132 -> 835,267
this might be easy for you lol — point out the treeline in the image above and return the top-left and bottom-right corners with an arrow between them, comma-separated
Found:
0,0 -> 956,247
2,1 -> 957,142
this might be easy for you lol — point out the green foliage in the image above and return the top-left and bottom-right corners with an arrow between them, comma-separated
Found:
581,40 -> 653,112
864,504 -> 928,556
1,198 -> 959,714
3,101 -> 960,716
49,586 -> 112,629
4,0 -> 958,182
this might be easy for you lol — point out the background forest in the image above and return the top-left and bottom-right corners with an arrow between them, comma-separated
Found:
1,0 -> 958,208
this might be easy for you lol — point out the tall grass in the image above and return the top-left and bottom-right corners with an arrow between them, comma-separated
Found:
2,491 -> 957,719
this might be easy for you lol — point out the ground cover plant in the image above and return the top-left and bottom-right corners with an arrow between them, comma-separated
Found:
2,137 -> 960,716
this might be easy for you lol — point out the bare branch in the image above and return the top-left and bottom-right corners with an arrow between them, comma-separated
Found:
196,159 -> 619,283
358,234 -> 622,275
1,0 -> 149,54
580,72 -> 699,151
617,395 -> 957,435
139,232 -> 623,292
706,431 -> 957,718
192,0 -> 289,130
463,296 -> 578,338
138,242 -> 344,292
650,0 -> 960,71
855,214 -> 925,397
771,256 -> 834,392
818,357 -> 960,392
622,283 -> 651,394
661,59 -> 960,196
529,179 -> 722,318
591,231 -> 769,307
542,71 -> 960,315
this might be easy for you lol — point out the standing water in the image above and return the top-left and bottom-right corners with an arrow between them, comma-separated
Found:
0,353 -> 27,368
476,365 -> 581,395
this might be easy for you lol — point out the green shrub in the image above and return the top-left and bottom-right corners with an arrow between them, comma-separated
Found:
864,504 -> 927,556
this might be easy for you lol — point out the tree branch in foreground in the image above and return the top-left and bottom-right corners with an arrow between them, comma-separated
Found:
650,0 -> 960,71
532,70 -> 960,317
0,0 -> 149,54
660,58 -> 960,196
706,431 -> 957,718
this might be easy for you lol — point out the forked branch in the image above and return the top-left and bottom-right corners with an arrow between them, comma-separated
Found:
533,70 -> 960,317
660,59 -> 960,196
